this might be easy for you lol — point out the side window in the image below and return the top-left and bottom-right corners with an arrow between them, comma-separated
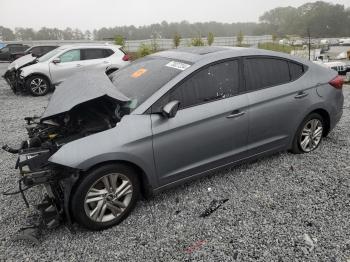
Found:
289,62 -> 305,80
0,47 -> 9,53
82,49 -> 110,60
244,57 -> 290,91
104,49 -> 114,57
154,60 -> 240,111
59,49 -> 81,63
31,47 -> 41,56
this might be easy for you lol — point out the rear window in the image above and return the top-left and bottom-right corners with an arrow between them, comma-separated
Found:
244,57 -> 291,91
289,62 -> 305,80
110,57 -> 191,109
82,48 -> 111,60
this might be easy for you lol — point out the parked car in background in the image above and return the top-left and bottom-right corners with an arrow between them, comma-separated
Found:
0,44 -> 30,61
339,38 -> 350,46
3,47 -> 344,231
12,45 -> 59,60
3,44 -> 130,96
320,61 -> 348,75
0,42 -> 5,49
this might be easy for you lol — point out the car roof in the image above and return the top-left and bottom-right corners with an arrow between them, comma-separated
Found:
57,44 -> 121,51
152,46 -> 308,65
29,45 -> 59,47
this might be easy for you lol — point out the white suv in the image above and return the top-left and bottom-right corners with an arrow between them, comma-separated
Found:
6,44 -> 130,96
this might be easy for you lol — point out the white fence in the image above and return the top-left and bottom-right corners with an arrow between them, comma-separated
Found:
4,35 -> 273,52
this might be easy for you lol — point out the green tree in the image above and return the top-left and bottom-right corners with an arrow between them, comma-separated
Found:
173,33 -> 181,48
0,26 -> 15,40
137,43 -> 153,57
207,32 -> 214,46
114,35 -> 125,47
272,34 -> 277,42
191,36 -> 204,46
236,31 -> 244,46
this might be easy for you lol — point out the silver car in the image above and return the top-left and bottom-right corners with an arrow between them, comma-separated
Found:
4,47 -> 344,232
3,44 -> 130,96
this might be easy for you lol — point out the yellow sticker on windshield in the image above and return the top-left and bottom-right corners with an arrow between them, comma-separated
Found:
131,68 -> 147,78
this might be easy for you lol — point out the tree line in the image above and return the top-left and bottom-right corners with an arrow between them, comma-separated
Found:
1,1 -> 349,41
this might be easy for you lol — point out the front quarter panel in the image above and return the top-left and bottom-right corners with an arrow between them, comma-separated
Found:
21,62 -> 50,79
49,114 -> 158,187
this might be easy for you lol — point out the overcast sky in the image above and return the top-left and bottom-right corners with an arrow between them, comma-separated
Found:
0,0 -> 349,31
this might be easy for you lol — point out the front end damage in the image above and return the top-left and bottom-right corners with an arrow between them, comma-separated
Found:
2,72 -> 131,242
2,54 -> 37,93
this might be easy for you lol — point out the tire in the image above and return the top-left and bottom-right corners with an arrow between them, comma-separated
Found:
26,75 -> 50,96
71,164 -> 140,230
291,113 -> 325,154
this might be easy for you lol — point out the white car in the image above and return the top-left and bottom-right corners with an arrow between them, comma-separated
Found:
3,44 -> 130,96
339,38 -> 350,46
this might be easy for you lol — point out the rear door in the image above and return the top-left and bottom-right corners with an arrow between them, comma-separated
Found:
49,49 -> 83,84
151,60 -> 249,185
243,56 -> 309,153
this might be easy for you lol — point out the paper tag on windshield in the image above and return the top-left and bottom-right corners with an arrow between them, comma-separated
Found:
166,61 -> 190,71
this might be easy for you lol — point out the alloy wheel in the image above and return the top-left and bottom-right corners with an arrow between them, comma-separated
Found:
30,78 -> 48,95
84,173 -> 133,223
299,119 -> 323,152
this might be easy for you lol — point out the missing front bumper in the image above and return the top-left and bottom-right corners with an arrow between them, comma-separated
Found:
3,70 -> 25,94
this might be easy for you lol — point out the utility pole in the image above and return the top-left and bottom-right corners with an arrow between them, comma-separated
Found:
307,27 -> 311,61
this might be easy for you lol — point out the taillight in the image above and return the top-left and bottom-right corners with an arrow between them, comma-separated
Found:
329,75 -> 343,89
122,54 -> 130,61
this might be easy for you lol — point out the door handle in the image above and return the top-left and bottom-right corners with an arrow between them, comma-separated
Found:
226,110 -> 245,119
294,92 -> 308,99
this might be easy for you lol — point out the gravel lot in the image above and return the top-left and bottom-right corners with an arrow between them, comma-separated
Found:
0,62 -> 349,261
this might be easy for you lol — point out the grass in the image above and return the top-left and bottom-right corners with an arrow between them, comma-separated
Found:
258,42 -> 301,54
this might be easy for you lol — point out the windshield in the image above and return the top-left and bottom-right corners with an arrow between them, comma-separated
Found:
38,48 -> 61,62
109,57 -> 191,110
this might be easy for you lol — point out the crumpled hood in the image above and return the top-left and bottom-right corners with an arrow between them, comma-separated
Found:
41,71 -> 130,121
7,54 -> 36,70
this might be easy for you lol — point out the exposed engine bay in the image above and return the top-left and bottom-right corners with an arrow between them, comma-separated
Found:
2,72 -> 132,243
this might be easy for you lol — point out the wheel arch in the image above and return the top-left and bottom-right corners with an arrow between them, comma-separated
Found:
308,108 -> 331,136
105,67 -> 119,75
25,73 -> 52,88
79,160 -> 153,198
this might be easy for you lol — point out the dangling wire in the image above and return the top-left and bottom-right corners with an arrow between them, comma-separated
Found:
2,178 -> 33,208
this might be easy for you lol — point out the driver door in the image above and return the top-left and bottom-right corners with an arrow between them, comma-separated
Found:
49,49 -> 83,84
151,60 -> 249,186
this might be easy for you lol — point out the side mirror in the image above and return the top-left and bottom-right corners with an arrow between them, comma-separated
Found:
52,58 -> 61,64
162,101 -> 180,118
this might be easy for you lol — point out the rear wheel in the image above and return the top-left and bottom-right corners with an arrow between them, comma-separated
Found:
26,75 -> 50,96
291,113 -> 324,154
71,164 -> 140,230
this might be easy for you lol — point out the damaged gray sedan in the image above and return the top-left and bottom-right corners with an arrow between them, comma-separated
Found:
3,47 -> 344,232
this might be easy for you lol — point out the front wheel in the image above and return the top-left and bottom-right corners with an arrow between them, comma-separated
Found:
26,75 -> 50,96
291,113 -> 325,154
71,164 -> 140,230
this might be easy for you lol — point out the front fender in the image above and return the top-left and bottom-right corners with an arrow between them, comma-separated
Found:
49,114 -> 158,187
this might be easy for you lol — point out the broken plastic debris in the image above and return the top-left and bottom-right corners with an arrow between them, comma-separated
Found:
207,187 -> 212,192
184,240 -> 207,254
303,233 -> 315,251
13,227 -> 41,245
199,198 -> 229,217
